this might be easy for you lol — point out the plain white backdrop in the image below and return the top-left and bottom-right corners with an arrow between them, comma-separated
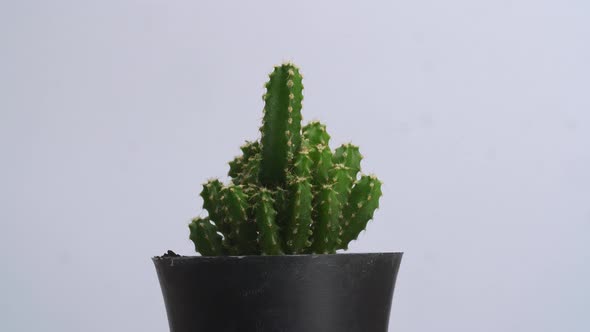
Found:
1,1 -> 589,331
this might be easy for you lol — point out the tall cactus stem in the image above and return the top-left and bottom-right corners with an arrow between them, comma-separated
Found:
259,63 -> 303,187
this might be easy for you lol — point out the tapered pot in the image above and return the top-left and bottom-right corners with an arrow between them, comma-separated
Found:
153,252 -> 402,332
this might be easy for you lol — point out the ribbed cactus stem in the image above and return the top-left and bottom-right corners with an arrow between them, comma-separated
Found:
259,63 -> 303,187
221,185 -> 258,254
311,184 -> 342,254
339,175 -> 383,250
303,122 -> 332,184
331,163 -> 355,206
200,179 -> 229,234
333,143 -> 362,179
189,217 -> 224,256
313,143 -> 333,184
302,121 -> 330,145
235,154 -> 261,186
229,141 -> 260,184
254,189 -> 283,255
271,185 -> 290,234
285,176 -> 313,253
284,143 -> 314,253
228,156 -> 244,180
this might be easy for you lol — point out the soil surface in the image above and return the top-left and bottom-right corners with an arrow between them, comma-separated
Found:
161,250 -> 180,258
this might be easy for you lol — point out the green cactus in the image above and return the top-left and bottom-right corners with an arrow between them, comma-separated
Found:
338,175 -> 383,250
284,142 -> 314,254
221,184 -> 258,254
303,122 -> 332,184
253,188 -> 283,255
259,64 -> 303,187
189,62 -> 383,256
310,183 -> 342,254
189,217 -> 224,256
229,141 -> 260,185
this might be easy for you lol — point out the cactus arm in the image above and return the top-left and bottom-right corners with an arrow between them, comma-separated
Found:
240,153 -> 261,186
200,179 -> 230,236
189,217 -> 224,256
333,143 -> 362,180
259,63 -> 303,187
228,156 -> 245,180
284,144 -> 314,253
331,146 -> 362,235
302,121 -> 330,146
310,184 -> 342,253
254,189 -> 283,255
232,154 -> 261,186
221,185 -> 259,254
313,144 -> 334,184
339,175 -> 383,250
285,176 -> 313,254
229,141 -> 260,182
303,122 -> 333,184
200,179 -> 223,220
271,185 -> 290,234
240,140 -> 261,156
239,142 -> 261,184
330,163 -> 355,206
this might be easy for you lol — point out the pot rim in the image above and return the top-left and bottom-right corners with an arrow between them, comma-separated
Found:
152,252 -> 403,261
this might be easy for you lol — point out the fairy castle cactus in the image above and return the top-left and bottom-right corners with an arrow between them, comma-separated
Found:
189,63 -> 383,255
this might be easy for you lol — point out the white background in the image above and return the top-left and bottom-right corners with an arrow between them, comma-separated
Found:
1,1 -> 589,331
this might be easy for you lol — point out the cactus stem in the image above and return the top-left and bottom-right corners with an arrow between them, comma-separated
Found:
259,63 -> 303,187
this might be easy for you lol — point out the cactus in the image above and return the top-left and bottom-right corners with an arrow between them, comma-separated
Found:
189,62 -> 383,256
338,175 -> 382,250
220,185 -> 258,254
259,64 -> 303,187
284,142 -> 314,254
189,217 -> 224,256
253,188 -> 283,255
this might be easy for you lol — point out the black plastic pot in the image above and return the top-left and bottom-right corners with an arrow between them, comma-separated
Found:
153,252 -> 402,332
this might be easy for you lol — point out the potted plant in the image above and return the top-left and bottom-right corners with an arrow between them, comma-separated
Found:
153,63 -> 402,332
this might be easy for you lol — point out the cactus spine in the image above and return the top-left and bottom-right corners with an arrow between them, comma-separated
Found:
189,63 -> 383,256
